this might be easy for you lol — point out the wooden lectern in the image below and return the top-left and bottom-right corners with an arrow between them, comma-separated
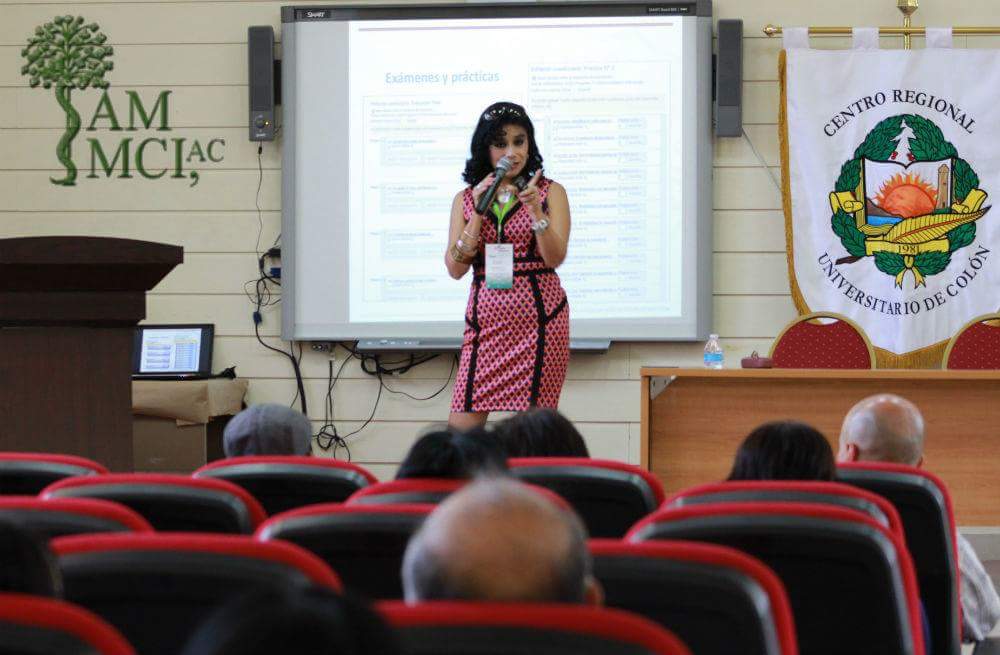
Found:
0,237 -> 183,471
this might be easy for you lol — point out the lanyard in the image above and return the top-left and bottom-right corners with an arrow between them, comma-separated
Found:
491,194 -> 518,242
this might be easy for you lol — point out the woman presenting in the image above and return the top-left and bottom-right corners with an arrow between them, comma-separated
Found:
445,101 -> 571,430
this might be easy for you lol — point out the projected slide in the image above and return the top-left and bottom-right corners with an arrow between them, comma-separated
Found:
346,16 -> 685,323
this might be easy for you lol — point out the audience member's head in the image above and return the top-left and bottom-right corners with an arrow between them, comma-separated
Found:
839,394 -> 925,466
727,420 -> 835,481
494,408 -> 590,458
402,477 -> 601,605
180,586 -> 399,655
222,404 -> 313,457
0,519 -> 62,597
396,427 -> 508,480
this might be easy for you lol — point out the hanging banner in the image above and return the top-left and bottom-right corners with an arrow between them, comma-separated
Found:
780,47 -> 1000,367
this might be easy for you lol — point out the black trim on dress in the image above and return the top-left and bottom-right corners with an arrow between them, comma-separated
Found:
528,274 -> 547,407
463,276 -> 483,412
543,294 -> 568,325
472,267 -> 554,280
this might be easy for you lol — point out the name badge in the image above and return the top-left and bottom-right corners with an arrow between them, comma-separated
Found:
485,243 -> 514,289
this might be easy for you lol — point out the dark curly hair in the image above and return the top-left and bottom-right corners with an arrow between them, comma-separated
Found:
396,427 -> 509,480
727,420 -> 835,482
494,408 -> 590,458
462,101 -> 544,186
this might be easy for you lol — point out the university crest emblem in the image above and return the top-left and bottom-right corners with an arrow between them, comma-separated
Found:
828,114 -> 989,289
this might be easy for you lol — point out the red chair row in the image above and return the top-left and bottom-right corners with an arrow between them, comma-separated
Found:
0,451 -> 961,653
6,528 -> 773,655
4,469 -> 962,655
1,452 -> 666,538
0,591 -> 695,655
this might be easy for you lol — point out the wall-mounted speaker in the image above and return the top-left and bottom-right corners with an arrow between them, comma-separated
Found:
248,26 -> 276,141
715,19 -> 743,137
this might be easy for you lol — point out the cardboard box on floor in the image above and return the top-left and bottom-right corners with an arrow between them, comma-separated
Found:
132,378 -> 249,472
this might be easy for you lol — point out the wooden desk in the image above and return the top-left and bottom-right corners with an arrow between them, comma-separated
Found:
640,368 -> 1000,525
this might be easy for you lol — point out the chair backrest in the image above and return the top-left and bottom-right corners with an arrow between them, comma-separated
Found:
256,503 -> 433,600
0,497 -> 152,539
0,593 -> 135,655
347,479 -> 467,506
769,311 -> 876,368
507,458 -> 665,538
942,313 -> 1000,369
628,502 -> 925,655
666,480 -> 904,538
379,601 -> 693,655
0,517 -> 62,597
42,473 -> 267,534
589,539 -> 798,655
194,456 -> 377,514
51,533 -> 341,655
837,462 -> 961,655
0,453 -> 107,495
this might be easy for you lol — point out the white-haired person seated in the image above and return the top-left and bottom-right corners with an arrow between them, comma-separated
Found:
840,394 -> 1000,643
222,404 -> 313,457
401,477 -> 602,605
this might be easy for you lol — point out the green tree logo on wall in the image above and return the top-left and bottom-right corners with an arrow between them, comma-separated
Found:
21,16 -> 113,186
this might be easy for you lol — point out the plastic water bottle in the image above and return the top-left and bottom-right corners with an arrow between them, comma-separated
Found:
703,333 -> 724,369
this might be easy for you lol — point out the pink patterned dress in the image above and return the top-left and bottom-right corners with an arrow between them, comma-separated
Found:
450,178 -> 570,412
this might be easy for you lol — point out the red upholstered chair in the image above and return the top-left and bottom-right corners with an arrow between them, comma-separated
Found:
379,601 -> 693,655
769,311 -> 875,368
837,462 -> 961,655
0,452 -> 107,495
665,480 -> 905,540
256,503 -> 433,600
42,473 -> 267,534
347,478 -> 467,505
194,456 -> 378,515
0,497 -> 152,539
942,313 -> 1000,368
628,502 -> 925,655
52,533 -> 341,655
507,458 -> 666,538
0,593 -> 135,655
589,539 -> 798,655
0,519 -> 62,597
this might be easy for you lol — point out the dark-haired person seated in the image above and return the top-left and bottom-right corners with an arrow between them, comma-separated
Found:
223,404 -> 313,457
840,394 -> 1000,643
401,477 -> 602,605
396,428 -> 508,480
180,586 -> 399,655
727,420 -> 835,481
729,418 -> 934,650
493,408 -> 590,458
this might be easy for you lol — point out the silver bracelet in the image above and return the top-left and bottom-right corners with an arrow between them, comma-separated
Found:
531,217 -> 550,234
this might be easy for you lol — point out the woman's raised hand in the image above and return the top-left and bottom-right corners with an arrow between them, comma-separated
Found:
518,170 -> 544,216
471,174 -> 495,211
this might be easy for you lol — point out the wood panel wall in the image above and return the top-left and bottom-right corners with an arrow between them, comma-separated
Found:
4,0 -> 998,482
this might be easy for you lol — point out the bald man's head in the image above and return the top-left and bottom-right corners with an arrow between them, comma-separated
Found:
401,477 -> 599,604
838,394 -> 925,466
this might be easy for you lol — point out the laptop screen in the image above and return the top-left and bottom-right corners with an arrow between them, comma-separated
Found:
133,324 -> 214,375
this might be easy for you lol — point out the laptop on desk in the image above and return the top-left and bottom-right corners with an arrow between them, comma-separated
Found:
132,324 -> 215,381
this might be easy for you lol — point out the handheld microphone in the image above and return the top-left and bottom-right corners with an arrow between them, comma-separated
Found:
475,156 -> 514,215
